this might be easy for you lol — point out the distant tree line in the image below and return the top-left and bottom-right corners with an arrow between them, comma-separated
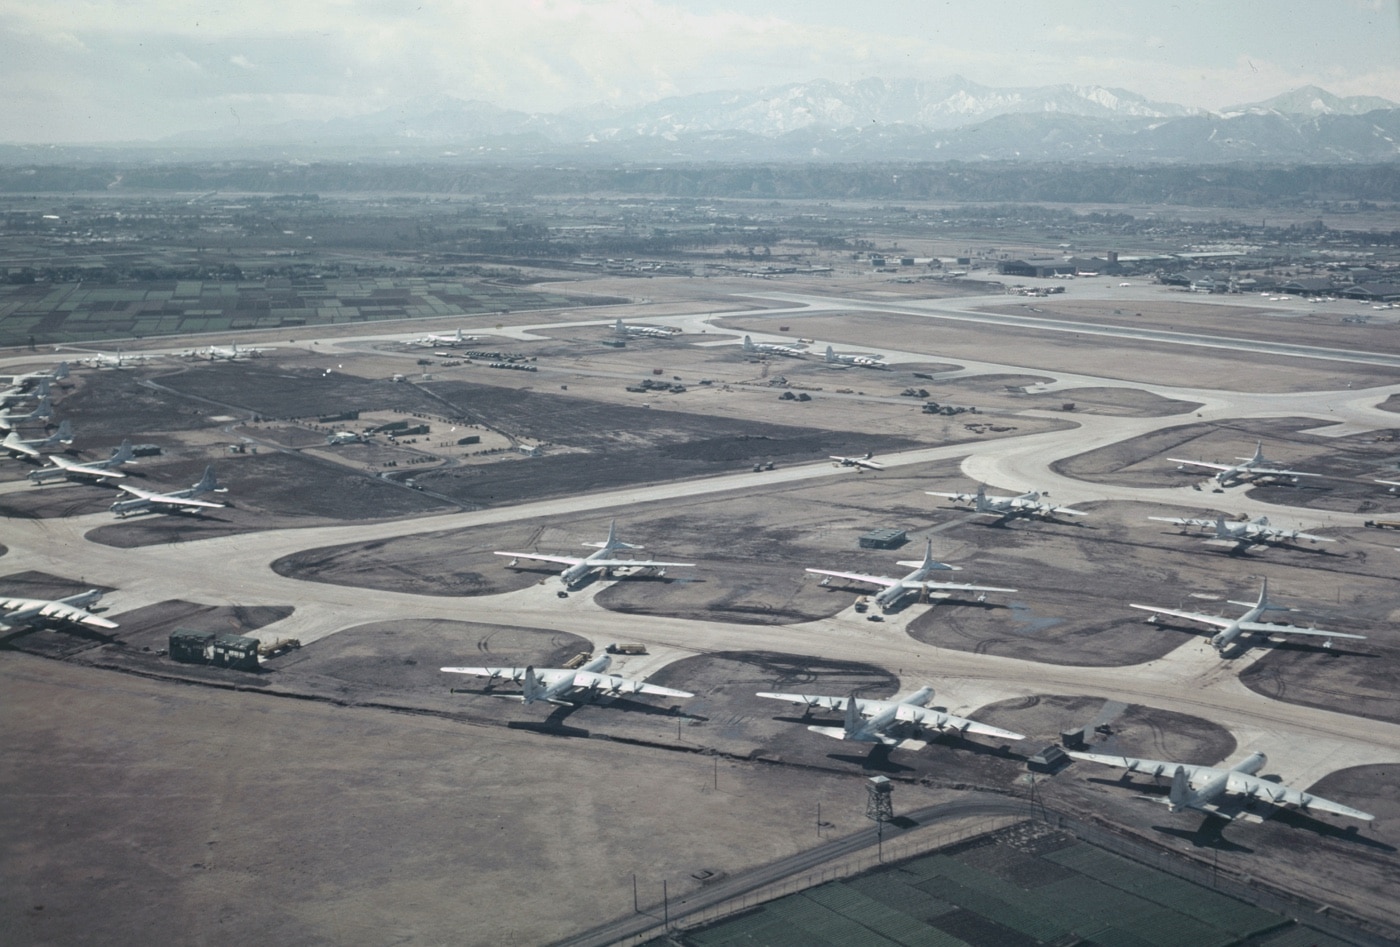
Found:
1,161 -> 1397,207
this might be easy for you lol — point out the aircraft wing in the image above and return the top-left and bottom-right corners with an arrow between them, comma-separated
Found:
926,491 -> 975,503
1041,504 -> 1087,516
118,489 -> 225,510
909,580 -> 1018,594
493,552 -> 584,567
1168,458 -> 1233,472
1243,466 -> 1319,479
1068,751 -> 1218,783
805,569 -> 898,589
567,558 -> 694,570
2,435 -> 40,458
52,455 -> 126,478
1236,621 -> 1365,641
897,705 -> 1025,740
440,666 -> 575,686
1128,603 -> 1232,629
1223,773 -> 1374,821
1149,516 -> 1214,529
755,691 -> 851,712
0,597 -> 118,629
571,671 -> 693,699
1252,526 -> 1333,543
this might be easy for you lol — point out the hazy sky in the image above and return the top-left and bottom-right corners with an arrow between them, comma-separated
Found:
3,0 -> 1398,143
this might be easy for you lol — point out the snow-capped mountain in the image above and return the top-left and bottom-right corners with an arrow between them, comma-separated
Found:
159,78 -> 1400,163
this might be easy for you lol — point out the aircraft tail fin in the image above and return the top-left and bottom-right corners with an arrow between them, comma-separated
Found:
601,518 -> 642,550
1213,516 -> 1230,539
192,465 -> 220,494
109,439 -> 134,465
54,419 -> 74,443
825,345 -> 836,362
1168,765 -> 1191,812
843,693 -> 863,739
34,378 -> 50,397
54,362 -> 69,380
31,396 -> 52,420
742,335 -> 755,352
522,666 -> 544,704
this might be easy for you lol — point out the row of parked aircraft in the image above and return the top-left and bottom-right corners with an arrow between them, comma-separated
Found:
740,335 -> 887,367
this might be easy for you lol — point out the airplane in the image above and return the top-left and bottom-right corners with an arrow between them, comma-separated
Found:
829,451 -> 885,470
927,483 -> 1087,522
613,318 -> 678,339
2,361 -> 69,389
2,419 -> 74,460
0,589 -> 118,632
73,349 -> 152,369
1148,514 -> 1333,549
1129,578 -> 1365,653
109,465 -> 227,517
824,345 -> 884,367
197,342 -> 265,361
494,520 -> 694,589
0,396 -> 53,433
1169,441 -> 1319,486
0,376 -> 50,407
411,328 -> 477,347
1067,749 -> 1374,822
29,439 -> 135,483
756,686 -> 1025,745
805,538 -> 1017,613
440,650 -> 693,706
741,335 -> 805,357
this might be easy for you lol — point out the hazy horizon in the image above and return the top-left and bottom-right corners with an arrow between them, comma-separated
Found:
3,0 -> 1399,145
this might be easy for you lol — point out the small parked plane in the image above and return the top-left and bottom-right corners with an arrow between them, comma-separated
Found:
824,345 -> 884,367
29,439 -> 135,483
613,318 -> 678,339
109,465 -> 227,517
411,328 -> 476,347
1169,441 -> 1318,486
495,520 -> 693,589
1,420 -> 73,460
927,484 -> 1086,522
441,650 -> 693,706
0,376 -> 50,407
0,396 -> 52,433
830,451 -> 885,470
0,589 -> 118,632
806,538 -> 1016,613
756,686 -> 1025,745
2,361 -> 68,390
198,342 -> 266,360
1068,750 -> 1373,822
1129,577 -> 1364,653
741,335 -> 805,357
73,349 -> 153,369
1149,514 -> 1332,549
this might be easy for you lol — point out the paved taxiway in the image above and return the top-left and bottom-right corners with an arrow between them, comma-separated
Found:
5,282 -> 1400,814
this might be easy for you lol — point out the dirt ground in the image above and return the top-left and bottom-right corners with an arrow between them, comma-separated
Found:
6,649 -> 1396,945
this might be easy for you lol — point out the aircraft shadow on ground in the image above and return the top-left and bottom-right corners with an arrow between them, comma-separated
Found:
1266,809 -> 1397,852
1264,639 -> 1381,659
828,746 -> 918,774
1151,817 -> 1255,853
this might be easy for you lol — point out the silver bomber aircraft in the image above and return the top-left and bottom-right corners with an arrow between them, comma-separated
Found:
1069,750 -> 1374,822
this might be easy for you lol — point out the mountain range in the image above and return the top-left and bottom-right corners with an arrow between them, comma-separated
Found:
50,78 -> 1400,164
